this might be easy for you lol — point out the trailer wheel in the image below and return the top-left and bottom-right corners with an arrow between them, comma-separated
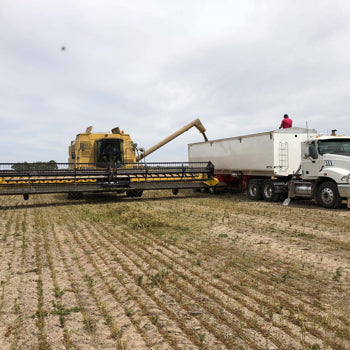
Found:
247,179 -> 262,200
262,180 -> 280,202
172,188 -> 179,195
316,181 -> 341,209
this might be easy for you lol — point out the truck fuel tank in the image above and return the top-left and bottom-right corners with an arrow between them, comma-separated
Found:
289,181 -> 313,197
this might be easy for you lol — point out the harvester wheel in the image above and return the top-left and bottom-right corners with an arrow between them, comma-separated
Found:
66,192 -> 83,200
247,179 -> 262,200
172,188 -> 179,195
126,189 -> 143,197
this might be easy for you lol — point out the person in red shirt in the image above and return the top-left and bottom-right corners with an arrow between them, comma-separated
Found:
279,114 -> 293,129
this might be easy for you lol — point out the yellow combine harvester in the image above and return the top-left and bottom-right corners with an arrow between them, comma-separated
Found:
0,119 -> 217,200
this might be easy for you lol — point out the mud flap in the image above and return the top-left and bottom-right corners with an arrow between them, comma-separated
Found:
283,197 -> 291,206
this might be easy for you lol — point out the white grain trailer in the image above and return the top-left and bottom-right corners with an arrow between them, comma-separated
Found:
188,127 -> 350,208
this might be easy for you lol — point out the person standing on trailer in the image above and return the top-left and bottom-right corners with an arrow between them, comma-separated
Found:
279,114 -> 293,129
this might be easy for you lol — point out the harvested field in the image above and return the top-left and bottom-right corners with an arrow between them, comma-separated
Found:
0,190 -> 349,350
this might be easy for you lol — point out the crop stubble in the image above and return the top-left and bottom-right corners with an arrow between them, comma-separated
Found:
0,191 -> 349,350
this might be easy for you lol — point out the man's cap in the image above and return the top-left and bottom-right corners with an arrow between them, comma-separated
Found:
284,114 -> 289,118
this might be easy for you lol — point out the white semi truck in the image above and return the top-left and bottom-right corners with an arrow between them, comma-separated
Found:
188,127 -> 350,209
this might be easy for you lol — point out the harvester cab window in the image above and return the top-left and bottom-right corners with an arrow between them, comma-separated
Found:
97,139 -> 124,166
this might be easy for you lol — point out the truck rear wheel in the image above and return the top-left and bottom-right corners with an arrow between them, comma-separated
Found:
247,179 -> 262,200
262,180 -> 280,202
316,181 -> 341,209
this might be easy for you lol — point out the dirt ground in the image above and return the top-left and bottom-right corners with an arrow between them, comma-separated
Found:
0,190 -> 349,350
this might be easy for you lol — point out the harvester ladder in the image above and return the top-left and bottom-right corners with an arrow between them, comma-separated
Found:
279,142 -> 289,171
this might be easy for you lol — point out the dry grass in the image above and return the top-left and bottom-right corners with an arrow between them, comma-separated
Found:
0,190 -> 349,350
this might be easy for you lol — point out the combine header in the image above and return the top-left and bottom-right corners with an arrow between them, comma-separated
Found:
0,161 -> 214,200
0,119 -> 217,200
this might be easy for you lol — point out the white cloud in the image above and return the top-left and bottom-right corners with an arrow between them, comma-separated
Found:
1,0 -> 350,162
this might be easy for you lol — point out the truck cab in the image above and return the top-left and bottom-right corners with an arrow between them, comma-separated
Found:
301,135 -> 350,207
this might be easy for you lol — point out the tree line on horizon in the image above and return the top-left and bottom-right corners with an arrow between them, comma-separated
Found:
11,160 -> 58,171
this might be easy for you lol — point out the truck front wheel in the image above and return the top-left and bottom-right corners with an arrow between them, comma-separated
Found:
262,180 -> 280,202
316,181 -> 342,209
247,179 -> 262,200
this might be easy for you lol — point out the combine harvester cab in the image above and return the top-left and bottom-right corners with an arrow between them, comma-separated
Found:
69,126 -> 137,169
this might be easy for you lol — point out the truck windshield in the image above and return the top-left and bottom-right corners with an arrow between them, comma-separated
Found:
318,139 -> 350,156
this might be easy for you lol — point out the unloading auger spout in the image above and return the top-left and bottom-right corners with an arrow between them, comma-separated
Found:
136,118 -> 208,162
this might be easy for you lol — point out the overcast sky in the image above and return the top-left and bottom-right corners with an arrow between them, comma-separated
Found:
1,0 -> 350,163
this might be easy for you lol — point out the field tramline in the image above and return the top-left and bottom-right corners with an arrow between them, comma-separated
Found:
0,191 -> 349,349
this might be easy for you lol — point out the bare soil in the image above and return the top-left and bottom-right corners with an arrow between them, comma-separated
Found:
0,191 -> 349,350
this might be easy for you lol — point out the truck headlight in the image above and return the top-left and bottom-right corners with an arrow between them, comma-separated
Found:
341,174 -> 350,183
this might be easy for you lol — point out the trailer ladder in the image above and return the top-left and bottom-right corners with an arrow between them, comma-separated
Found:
278,142 -> 289,171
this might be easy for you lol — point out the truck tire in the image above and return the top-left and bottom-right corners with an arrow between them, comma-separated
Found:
262,180 -> 280,202
316,181 -> 342,209
247,179 -> 262,200
278,192 -> 288,202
